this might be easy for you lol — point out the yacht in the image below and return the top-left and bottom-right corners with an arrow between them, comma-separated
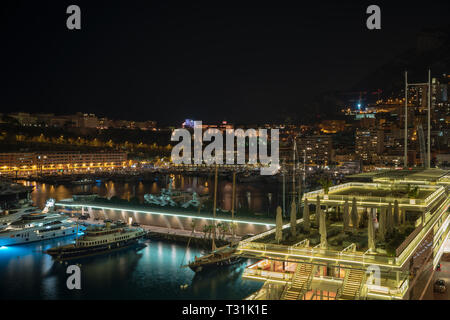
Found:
0,200 -> 81,246
0,206 -> 38,230
45,222 -> 147,260
0,180 -> 35,230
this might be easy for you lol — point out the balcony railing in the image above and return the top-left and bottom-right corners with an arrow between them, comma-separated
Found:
302,182 -> 444,208
238,241 -> 397,267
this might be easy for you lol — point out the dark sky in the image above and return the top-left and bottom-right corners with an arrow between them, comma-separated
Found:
1,0 -> 449,125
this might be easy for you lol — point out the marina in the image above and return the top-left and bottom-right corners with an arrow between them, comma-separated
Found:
0,177 -> 265,300
0,235 -> 261,300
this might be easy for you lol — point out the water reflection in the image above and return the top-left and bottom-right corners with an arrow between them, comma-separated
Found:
0,236 -> 261,300
19,175 -> 280,216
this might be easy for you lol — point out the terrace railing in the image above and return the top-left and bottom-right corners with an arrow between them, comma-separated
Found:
396,197 -> 450,265
237,241 -> 397,268
238,198 -> 447,270
242,265 -> 293,282
239,218 -> 304,245
395,225 -> 423,257
302,182 -> 444,208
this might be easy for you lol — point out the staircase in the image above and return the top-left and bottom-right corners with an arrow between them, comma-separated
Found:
281,263 -> 316,300
338,269 -> 365,300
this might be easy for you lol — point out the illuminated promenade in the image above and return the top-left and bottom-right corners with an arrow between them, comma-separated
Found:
237,169 -> 450,300
55,199 -> 275,237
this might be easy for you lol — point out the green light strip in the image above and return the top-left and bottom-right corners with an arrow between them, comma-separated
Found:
55,202 -> 275,227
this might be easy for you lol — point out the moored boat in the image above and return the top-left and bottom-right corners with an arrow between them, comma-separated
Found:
187,245 -> 241,273
45,221 -> 147,260
0,206 -> 38,230
0,211 -> 80,246
183,168 -> 242,273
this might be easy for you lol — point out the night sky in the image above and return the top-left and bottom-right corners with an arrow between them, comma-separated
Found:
1,1 -> 449,125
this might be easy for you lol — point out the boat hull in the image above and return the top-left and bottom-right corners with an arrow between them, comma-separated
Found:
188,255 -> 242,273
0,226 -> 80,246
46,235 -> 145,261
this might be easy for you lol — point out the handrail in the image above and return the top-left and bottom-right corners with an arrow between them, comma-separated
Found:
300,265 -> 317,299
336,285 -> 343,300
238,241 -> 393,266
302,182 -> 444,207
293,239 -> 310,248
238,198 -> 450,269
355,273 -> 367,300
239,218 -> 304,245
396,198 -> 450,264
280,282 -> 290,300
341,243 -> 357,254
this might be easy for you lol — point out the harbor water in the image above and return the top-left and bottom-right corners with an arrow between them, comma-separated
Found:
0,236 -> 261,299
0,177 -> 271,299
21,175 -> 283,215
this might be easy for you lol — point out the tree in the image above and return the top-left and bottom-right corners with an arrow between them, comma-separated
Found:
219,223 -> 229,240
202,225 -> 209,239
319,177 -> 333,195
407,184 -> 419,199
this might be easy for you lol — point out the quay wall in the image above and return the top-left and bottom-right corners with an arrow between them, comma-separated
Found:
61,204 -> 273,237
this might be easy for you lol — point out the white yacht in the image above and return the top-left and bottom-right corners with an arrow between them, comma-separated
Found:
0,181 -> 35,230
0,205 -> 38,230
0,199 -> 81,246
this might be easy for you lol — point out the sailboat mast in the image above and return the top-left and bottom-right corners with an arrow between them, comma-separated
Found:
292,137 -> 296,205
212,165 -> 218,251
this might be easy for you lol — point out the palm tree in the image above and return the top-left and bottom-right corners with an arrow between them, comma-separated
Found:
202,225 -> 209,239
220,223 -> 229,240
216,222 -> 226,240
319,177 -> 333,195
208,224 -> 215,240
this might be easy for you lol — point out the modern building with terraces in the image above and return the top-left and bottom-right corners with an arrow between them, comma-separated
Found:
237,168 -> 450,300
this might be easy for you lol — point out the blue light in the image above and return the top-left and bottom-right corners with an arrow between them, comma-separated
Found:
0,246 -> 8,250
357,103 -> 361,109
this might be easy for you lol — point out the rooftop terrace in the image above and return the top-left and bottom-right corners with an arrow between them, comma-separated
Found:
237,179 -> 450,271
348,168 -> 450,184
302,182 -> 445,212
